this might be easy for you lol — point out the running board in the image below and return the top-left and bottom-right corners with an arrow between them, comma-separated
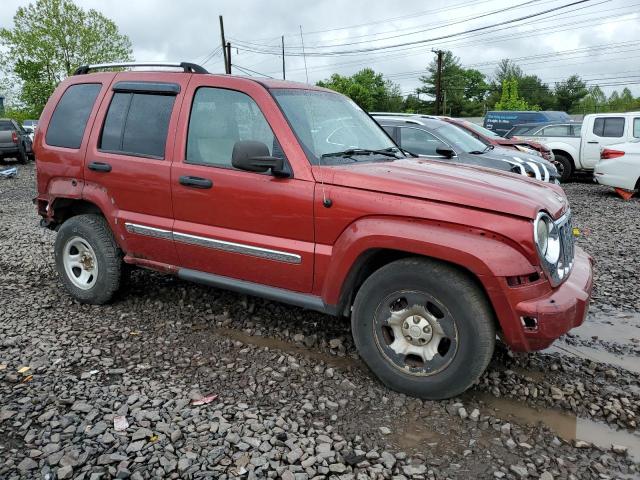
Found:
178,269 -> 337,316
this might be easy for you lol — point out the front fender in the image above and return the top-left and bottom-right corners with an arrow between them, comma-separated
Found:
318,216 -> 536,306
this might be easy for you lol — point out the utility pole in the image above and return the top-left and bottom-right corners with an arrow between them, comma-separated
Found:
226,42 -> 231,74
281,36 -> 285,80
219,16 -> 228,74
433,49 -> 443,115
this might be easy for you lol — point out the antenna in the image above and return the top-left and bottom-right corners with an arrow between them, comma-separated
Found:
299,25 -> 309,84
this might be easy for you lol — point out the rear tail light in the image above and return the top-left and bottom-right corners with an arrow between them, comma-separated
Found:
600,149 -> 625,160
11,131 -> 18,144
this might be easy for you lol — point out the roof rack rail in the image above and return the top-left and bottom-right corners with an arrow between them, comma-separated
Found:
73,62 -> 208,75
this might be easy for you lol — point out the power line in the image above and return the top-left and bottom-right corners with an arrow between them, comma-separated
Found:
233,0 -> 602,57
258,6 -> 636,77
231,64 -> 275,79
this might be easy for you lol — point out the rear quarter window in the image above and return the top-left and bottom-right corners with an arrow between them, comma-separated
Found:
593,117 -> 625,138
46,83 -> 101,149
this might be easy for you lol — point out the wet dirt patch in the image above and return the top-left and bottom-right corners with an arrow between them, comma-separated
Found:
546,342 -> 640,375
473,393 -> 640,462
214,327 -> 366,372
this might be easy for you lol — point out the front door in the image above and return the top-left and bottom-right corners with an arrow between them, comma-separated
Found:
170,83 -> 315,293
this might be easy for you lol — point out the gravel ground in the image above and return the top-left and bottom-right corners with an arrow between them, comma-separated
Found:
1,163 -> 639,479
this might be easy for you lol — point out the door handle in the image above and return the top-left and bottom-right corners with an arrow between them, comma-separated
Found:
179,175 -> 213,189
88,161 -> 112,172
587,141 -> 599,144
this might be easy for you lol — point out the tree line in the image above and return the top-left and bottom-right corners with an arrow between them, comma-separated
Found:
318,52 -> 640,116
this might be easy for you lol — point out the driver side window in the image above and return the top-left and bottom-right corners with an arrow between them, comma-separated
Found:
399,127 -> 447,156
186,87 -> 284,168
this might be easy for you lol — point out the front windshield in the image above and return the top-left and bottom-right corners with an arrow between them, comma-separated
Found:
462,120 -> 500,138
432,122 -> 487,153
272,88 -> 398,164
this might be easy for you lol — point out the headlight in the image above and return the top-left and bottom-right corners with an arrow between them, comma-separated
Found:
534,212 -> 561,264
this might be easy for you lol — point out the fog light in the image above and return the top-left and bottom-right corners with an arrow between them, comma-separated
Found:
521,316 -> 538,332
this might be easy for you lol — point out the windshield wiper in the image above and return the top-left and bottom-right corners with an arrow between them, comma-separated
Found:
469,144 -> 495,155
321,148 -> 400,159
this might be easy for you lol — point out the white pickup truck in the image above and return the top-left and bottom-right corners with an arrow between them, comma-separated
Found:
510,112 -> 640,181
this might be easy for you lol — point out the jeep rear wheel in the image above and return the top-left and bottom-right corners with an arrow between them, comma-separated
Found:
351,258 -> 495,399
54,214 -> 122,304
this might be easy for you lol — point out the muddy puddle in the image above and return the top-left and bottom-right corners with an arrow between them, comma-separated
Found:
545,342 -> 640,375
541,309 -> 640,374
473,393 -> 640,462
215,327 -> 365,371
575,310 -> 640,345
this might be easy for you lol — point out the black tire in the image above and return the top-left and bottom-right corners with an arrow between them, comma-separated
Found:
553,153 -> 572,183
351,257 -> 495,400
16,147 -> 27,165
54,214 -> 122,304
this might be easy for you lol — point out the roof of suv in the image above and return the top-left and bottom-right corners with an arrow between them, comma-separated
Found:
72,62 -> 329,92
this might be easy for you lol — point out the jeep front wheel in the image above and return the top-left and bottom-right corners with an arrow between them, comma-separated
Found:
351,258 -> 495,400
54,214 -> 122,304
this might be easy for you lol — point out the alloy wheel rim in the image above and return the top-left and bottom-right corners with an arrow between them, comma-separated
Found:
373,290 -> 459,376
62,236 -> 98,290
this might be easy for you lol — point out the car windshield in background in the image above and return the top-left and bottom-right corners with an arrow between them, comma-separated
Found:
433,122 -> 487,153
462,121 -> 501,138
272,89 -> 399,165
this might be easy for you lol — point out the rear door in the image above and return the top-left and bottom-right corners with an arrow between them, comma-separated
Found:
84,72 -> 189,265
582,116 -> 626,169
170,77 -> 315,293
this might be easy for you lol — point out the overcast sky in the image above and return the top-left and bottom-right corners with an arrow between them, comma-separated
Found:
2,0 -> 639,97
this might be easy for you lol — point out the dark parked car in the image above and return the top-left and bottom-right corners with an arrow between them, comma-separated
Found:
0,118 -> 33,163
372,113 -> 554,161
484,111 -> 572,137
373,115 -> 560,183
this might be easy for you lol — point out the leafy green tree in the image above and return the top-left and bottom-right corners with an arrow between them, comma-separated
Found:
402,93 -> 427,114
487,60 -> 555,111
579,86 -> 607,113
417,50 -> 488,116
518,75 -> 555,110
317,68 -> 404,112
0,0 -> 133,115
554,75 -> 587,113
494,79 -> 538,111
494,59 -> 523,84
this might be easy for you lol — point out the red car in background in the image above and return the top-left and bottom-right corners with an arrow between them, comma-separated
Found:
441,116 -> 554,162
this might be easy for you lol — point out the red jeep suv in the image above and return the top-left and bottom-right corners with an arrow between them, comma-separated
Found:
34,62 -> 593,399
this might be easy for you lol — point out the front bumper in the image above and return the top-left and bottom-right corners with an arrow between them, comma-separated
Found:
500,246 -> 593,352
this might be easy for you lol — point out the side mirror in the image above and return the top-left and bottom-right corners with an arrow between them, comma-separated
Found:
436,146 -> 455,159
231,140 -> 289,177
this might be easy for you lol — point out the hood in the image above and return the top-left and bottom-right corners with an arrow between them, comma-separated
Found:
316,158 -> 567,219
496,138 -> 549,152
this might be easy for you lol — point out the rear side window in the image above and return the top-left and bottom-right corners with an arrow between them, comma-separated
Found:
541,125 -> 570,136
593,117 -> 625,138
633,118 -> 640,138
46,83 -> 101,149
99,92 -> 175,159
